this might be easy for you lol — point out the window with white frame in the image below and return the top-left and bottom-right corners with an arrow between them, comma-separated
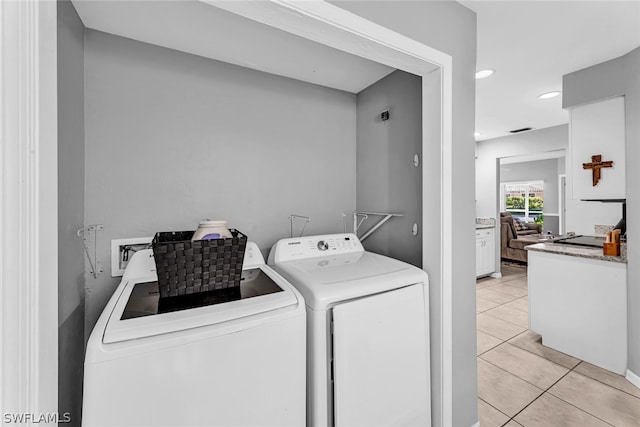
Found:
501,181 -> 544,223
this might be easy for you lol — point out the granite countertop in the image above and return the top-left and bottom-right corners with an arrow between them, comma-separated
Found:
475,224 -> 495,229
475,218 -> 496,229
526,241 -> 627,264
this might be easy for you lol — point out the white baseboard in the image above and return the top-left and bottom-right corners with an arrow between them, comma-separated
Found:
470,422 -> 480,427
626,369 -> 640,390
490,272 -> 502,278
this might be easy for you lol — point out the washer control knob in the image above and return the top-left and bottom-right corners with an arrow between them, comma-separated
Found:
317,241 -> 329,251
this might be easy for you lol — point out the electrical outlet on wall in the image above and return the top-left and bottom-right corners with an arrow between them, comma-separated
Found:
111,237 -> 153,277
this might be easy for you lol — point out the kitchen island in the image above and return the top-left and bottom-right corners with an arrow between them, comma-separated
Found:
526,241 -> 627,374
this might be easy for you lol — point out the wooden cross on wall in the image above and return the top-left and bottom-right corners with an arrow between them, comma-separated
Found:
582,154 -> 613,186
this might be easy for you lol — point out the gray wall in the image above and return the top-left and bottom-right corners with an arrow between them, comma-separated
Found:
333,2 -> 478,425
84,30 -> 357,336
476,125 -> 621,251
356,70 -> 422,267
500,158 -> 561,234
563,46 -> 640,381
57,1 -> 85,425
477,126 -> 568,218
63,3 -> 478,424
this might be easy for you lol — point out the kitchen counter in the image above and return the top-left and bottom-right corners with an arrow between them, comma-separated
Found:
527,243 -> 627,374
475,218 -> 496,229
526,241 -> 627,263
475,223 -> 495,229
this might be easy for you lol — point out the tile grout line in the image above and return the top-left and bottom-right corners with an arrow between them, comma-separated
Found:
477,328 -> 590,423
481,287 -> 640,399
481,310 -> 528,330
502,330 -> 582,371
488,276 -> 527,288
501,364 -> 579,426
476,300 -> 528,316
487,265 -> 616,427
480,353 -> 563,392
479,278 -> 580,372
482,282 -> 528,294
492,350 -> 617,426
478,305 -> 529,332
476,292 -> 526,314
476,282 -> 529,298
530,364 -> 617,427
480,296 -> 528,307
476,300 -> 528,342
477,286 -> 526,299
476,335 -> 507,357
477,276 -> 528,290
571,366 -> 640,401
476,327 -> 524,345
478,292 -> 578,375
477,277 -> 526,289
477,397 -> 512,425
491,267 -> 640,400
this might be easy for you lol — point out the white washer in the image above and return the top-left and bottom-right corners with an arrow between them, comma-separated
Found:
268,233 -> 431,427
83,243 -> 306,427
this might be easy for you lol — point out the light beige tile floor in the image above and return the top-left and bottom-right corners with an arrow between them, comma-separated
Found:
477,264 -> 640,427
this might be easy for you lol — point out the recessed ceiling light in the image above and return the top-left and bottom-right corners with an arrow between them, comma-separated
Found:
475,69 -> 495,79
538,91 -> 561,99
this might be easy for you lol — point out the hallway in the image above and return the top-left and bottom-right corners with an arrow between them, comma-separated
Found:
476,265 -> 640,426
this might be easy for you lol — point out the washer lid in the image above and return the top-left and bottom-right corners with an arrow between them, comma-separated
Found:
273,251 -> 428,310
103,265 -> 299,344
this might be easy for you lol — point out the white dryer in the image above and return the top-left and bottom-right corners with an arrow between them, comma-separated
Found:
83,242 -> 306,427
268,233 -> 431,427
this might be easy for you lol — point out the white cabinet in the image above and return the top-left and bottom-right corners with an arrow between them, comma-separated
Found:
569,96 -> 626,200
528,250 -> 627,374
476,228 -> 495,277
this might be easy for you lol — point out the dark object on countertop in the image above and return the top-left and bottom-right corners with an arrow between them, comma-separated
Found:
613,217 -> 626,236
553,235 -> 604,248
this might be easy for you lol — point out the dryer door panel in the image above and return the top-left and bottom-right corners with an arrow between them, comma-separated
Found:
332,284 -> 430,427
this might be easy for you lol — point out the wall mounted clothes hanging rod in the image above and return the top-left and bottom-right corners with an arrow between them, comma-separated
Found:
289,214 -> 311,238
343,212 -> 404,242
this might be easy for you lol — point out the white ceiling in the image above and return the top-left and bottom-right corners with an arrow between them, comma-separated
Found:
71,0 -> 395,94
461,0 -> 640,142
71,1 -> 640,141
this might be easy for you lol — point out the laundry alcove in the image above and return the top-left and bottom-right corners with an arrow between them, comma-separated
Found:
55,1 -> 472,426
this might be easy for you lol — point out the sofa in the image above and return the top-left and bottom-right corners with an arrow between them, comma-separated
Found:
500,212 -> 542,263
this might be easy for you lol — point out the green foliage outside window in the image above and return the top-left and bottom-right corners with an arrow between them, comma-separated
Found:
505,196 -> 543,212
505,196 -> 525,209
528,197 -> 543,211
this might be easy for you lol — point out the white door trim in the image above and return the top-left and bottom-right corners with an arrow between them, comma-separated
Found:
559,174 -> 567,235
6,0 -> 454,423
207,1 -> 454,424
1,0 -> 58,421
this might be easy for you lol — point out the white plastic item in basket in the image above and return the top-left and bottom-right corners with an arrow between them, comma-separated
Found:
192,220 -> 233,241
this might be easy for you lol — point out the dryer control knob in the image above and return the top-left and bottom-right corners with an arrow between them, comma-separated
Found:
317,241 -> 329,251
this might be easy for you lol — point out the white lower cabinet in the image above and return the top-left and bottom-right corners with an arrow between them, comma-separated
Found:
528,250 -> 627,374
476,228 -> 495,277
